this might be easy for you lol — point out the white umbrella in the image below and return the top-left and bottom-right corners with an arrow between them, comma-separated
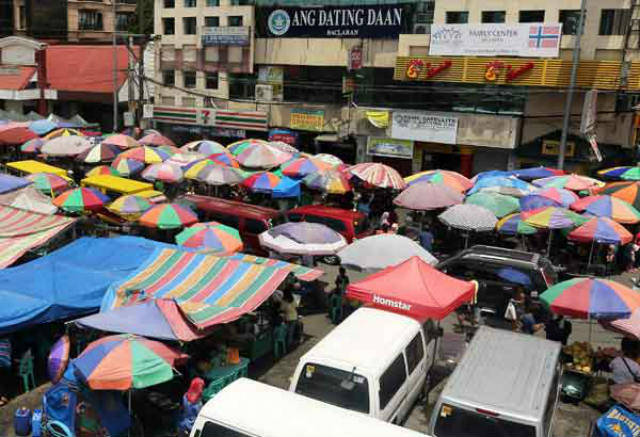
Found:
259,222 -> 347,256
41,136 -> 92,157
438,204 -> 498,232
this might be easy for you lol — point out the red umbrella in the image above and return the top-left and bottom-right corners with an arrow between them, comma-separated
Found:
346,256 -> 476,320
0,123 -> 38,145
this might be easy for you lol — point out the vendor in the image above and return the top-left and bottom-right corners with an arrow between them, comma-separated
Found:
178,377 -> 205,436
610,338 -> 640,384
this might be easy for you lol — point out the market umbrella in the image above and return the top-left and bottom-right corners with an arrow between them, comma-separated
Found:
314,153 -> 343,167
184,159 -> 217,180
465,192 -> 520,218
102,134 -> 139,150
142,162 -> 184,183
242,171 -> 281,193
139,203 -> 198,229
29,119 -> 57,136
236,143 -> 292,169
601,309 -> 640,340
157,145 -> 180,156
496,213 -> 538,235
281,157 -> 332,179
20,138 -> 46,154
532,174 -> 603,192
47,335 -> 70,384
522,206 -> 588,229
111,156 -> 145,177
44,128 -> 83,139
596,181 -> 640,210
346,256 -> 476,320
467,175 -> 533,196
303,169 -> 352,194
73,334 -> 187,390
270,141 -> 300,155
259,222 -> 347,256
176,222 -> 243,255
227,138 -> 270,156
520,188 -> 578,211
53,187 -> 109,213
87,165 -> 120,177
139,133 -> 175,147
197,166 -> 246,186
121,146 -> 170,164
567,217 -> 633,267
394,181 -> 463,211
207,153 -> 240,168
405,169 -> 472,192
0,124 -> 38,144
166,152 -> 205,168
181,140 -> 226,155
570,195 -> 640,224
471,170 -> 513,183
26,172 -> 71,195
438,204 -> 498,232
512,166 -> 565,181
348,163 -> 407,190
107,194 -> 153,219
41,136 -> 92,157
76,143 -> 120,163
338,234 -> 437,272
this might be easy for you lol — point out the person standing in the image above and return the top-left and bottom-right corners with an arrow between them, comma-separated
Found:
177,377 -> 205,436
335,267 -> 349,295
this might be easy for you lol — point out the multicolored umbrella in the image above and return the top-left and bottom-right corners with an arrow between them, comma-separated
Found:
47,335 -> 70,384
142,162 -> 184,183
184,159 -> 217,180
111,156 -> 145,177
520,188 -> 578,211
405,169 -> 472,192
175,222 -> 243,255
0,123 -> 38,145
197,166 -> 246,186
303,169 -> 352,194
496,213 -> 538,235
20,138 -> 46,154
522,207 -> 588,229
314,153 -> 343,167
259,222 -> 347,256
540,278 -> 640,320
468,176 -> 533,196
227,139 -> 270,156
121,146 -> 170,164
87,165 -> 120,177
207,153 -> 240,168
101,134 -> 139,149
596,181 -> 640,209
281,157 -> 332,179
394,181 -> 463,211
348,163 -> 407,190
41,136 -> 93,157
76,143 -> 121,163
139,132 -> 175,147
242,171 -> 282,193
512,166 -> 564,181
26,172 -> 71,194
236,143 -> 292,169
570,195 -> 640,224
53,187 -> 109,213
166,152 -> 205,168
73,334 -> 187,390
270,141 -> 300,155
465,192 -> 520,218
182,140 -> 226,155
567,217 -> 633,245
438,204 -> 498,232
139,203 -> 198,229
532,174 -> 603,192
44,128 -> 83,139
108,194 -> 153,218
157,145 -> 180,156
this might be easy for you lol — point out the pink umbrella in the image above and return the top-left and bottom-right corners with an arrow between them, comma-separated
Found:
601,308 -> 640,340
393,181 -> 463,210
139,133 -> 175,147
349,163 -> 407,190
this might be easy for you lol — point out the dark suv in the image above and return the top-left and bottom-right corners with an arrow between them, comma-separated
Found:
437,245 -> 557,319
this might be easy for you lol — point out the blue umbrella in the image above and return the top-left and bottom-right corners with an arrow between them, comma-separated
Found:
512,166 -> 564,181
497,267 -> 532,286
29,119 -> 58,135
468,176 -> 533,195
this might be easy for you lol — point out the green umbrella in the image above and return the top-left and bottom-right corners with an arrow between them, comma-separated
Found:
465,192 -> 520,218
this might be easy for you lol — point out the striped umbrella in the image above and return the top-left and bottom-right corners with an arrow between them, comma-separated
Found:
496,213 -> 538,235
207,153 -> 240,168
438,204 -> 498,232
184,159 -> 217,180
142,162 -> 184,183
405,169 -> 472,192
314,153 -> 343,167
139,203 -> 198,229
111,156 -> 145,176
349,163 -> 407,190
236,143 -> 292,169
568,217 -> 633,245
20,138 -> 46,154
182,140 -> 226,155
596,181 -> 640,209
227,138 -> 270,156
76,143 -> 121,163
26,172 -> 71,195
87,165 -> 120,177
303,169 -> 352,194
44,128 -> 83,139
522,207 -> 588,229
571,195 -> 640,224
108,194 -> 153,219
281,157 -> 333,179
53,187 -> 109,213
465,192 -> 520,218
532,174 -> 604,192
242,171 -> 282,193
176,222 -> 243,255
102,134 -> 139,149
139,133 -> 175,147
197,166 -> 246,186
520,188 -> 578,211
121,146 -> 170,164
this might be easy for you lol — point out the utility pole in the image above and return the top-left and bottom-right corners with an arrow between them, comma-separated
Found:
558,0 -> 587,170
112,0 -> 119,132
138,0 -> 147,128
128,35 -> 135,117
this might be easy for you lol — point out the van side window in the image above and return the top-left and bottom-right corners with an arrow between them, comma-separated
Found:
379,354 -> 407,410
201,421 -> 252,437
245,218 -> 267,234
405,333 -> 425,374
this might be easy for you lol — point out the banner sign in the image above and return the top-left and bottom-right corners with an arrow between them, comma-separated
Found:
430,23 -> 562,58
261,5 -> 404,38
290,109 -> 325,132
269,128 -> 299,145
202,26 -> 250,46
367,137 -> 414,159
391,111 -> 458,144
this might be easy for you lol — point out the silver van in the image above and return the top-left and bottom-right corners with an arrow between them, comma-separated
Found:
428,327 -> 561,437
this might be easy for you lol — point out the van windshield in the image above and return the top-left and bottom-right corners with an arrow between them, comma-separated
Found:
295,363 -> 370,414
434,404 -> 536,437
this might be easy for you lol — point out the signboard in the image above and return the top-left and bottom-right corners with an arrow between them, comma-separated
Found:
391,111 -> 458,144
290,109 -> 325,132
143,104 -> 154,119
348,45 -> 363,71
367,137 -> 414,159
269,128 -> 299,145
0,66 -> 21,75
542,139 -> 575,157
261,5 -> 404,38
202,26 -> 250,46
430,23 -> 562,58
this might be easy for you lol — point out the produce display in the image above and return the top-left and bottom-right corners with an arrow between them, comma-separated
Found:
563,342 -> 594,373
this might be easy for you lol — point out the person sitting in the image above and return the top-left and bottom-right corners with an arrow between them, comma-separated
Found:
521,301 -> 544,335
544,314 -> 572,345
610,338 -> 640,384
277,290 -> 299,347
177,377 -> 205,436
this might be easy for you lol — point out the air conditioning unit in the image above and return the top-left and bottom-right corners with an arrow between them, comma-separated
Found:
255,84 -> 273,102
413,23 -> 430,34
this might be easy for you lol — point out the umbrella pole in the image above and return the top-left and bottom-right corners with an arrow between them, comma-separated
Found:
588,316 -> 593,345
465,232 -> 470,249
546,230 -> 553,257
128,390 -> 132,437
587,240 -> 595,271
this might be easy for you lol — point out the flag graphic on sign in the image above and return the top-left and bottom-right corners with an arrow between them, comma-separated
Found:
528,25 -> 561,48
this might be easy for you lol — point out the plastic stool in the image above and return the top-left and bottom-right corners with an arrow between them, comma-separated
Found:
329,293 -> 343,325
18,351 -> 35,393
273,324 -> 288,359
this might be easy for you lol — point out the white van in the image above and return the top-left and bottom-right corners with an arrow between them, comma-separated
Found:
289,307 -> 438,424
189,378 -> 429,437
428,326 -> 562,437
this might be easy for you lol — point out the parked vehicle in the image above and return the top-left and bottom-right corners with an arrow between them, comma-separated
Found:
286,205 -> 370,243
428,326 -> 562,437
180,195 -> 285,255
289,307 -> 439,424
437,245 -> 557,319
190,378 -> 428,437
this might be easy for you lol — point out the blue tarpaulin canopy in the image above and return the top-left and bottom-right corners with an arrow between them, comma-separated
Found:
0,173 -> 31,194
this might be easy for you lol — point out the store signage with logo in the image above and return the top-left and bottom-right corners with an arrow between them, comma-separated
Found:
391,111 -> 458,145
269,128 -> 299,145
367,137 -> 414,159
542,139 -> 575,157
202,26 -> 250,46
430,23 -> 562,58
290,108 -> 325,132
262,5 -> 404,38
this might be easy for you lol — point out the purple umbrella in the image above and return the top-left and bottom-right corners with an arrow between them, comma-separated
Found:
47,335 -> 70,383
269,222 -> 344,244
393,181 -> 464,211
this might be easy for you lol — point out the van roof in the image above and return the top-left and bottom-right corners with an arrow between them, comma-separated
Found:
199,378 -> 425,437
300,307 -> 420,376
288,204 -> 364,221
440,245 -> 542,270
181,194 -> 280,220
440,327 -> 561,423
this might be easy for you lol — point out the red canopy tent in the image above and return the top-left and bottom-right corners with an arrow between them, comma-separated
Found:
346,256 -> 476,321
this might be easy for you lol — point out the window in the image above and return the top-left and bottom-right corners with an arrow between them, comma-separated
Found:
184,0 -> 196,7
600,9 -> 630,35
559,10 -> 583,35
116,13 -> 133,31
230,0 -> 252,4
162,70 -> 175,86
183,17 -> 197,35
18,6 -> 26,30
434,404 -> 536,437
163,0 -> 174,7
205,72 -> 219,89
379,354 -> 407,410
206,0 -> 219,5
446,11 -> 468,24
519,10 -> 545,23
482,11 -> 505,23
205,16 -> 220,27
163,18 -> 175,35
244,218 -> 266,234
405,333 -> 425,375
78,10 -> 103,31
202,421 -> 252,437
183,71 -> 196,88
228,16 -> 243,26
